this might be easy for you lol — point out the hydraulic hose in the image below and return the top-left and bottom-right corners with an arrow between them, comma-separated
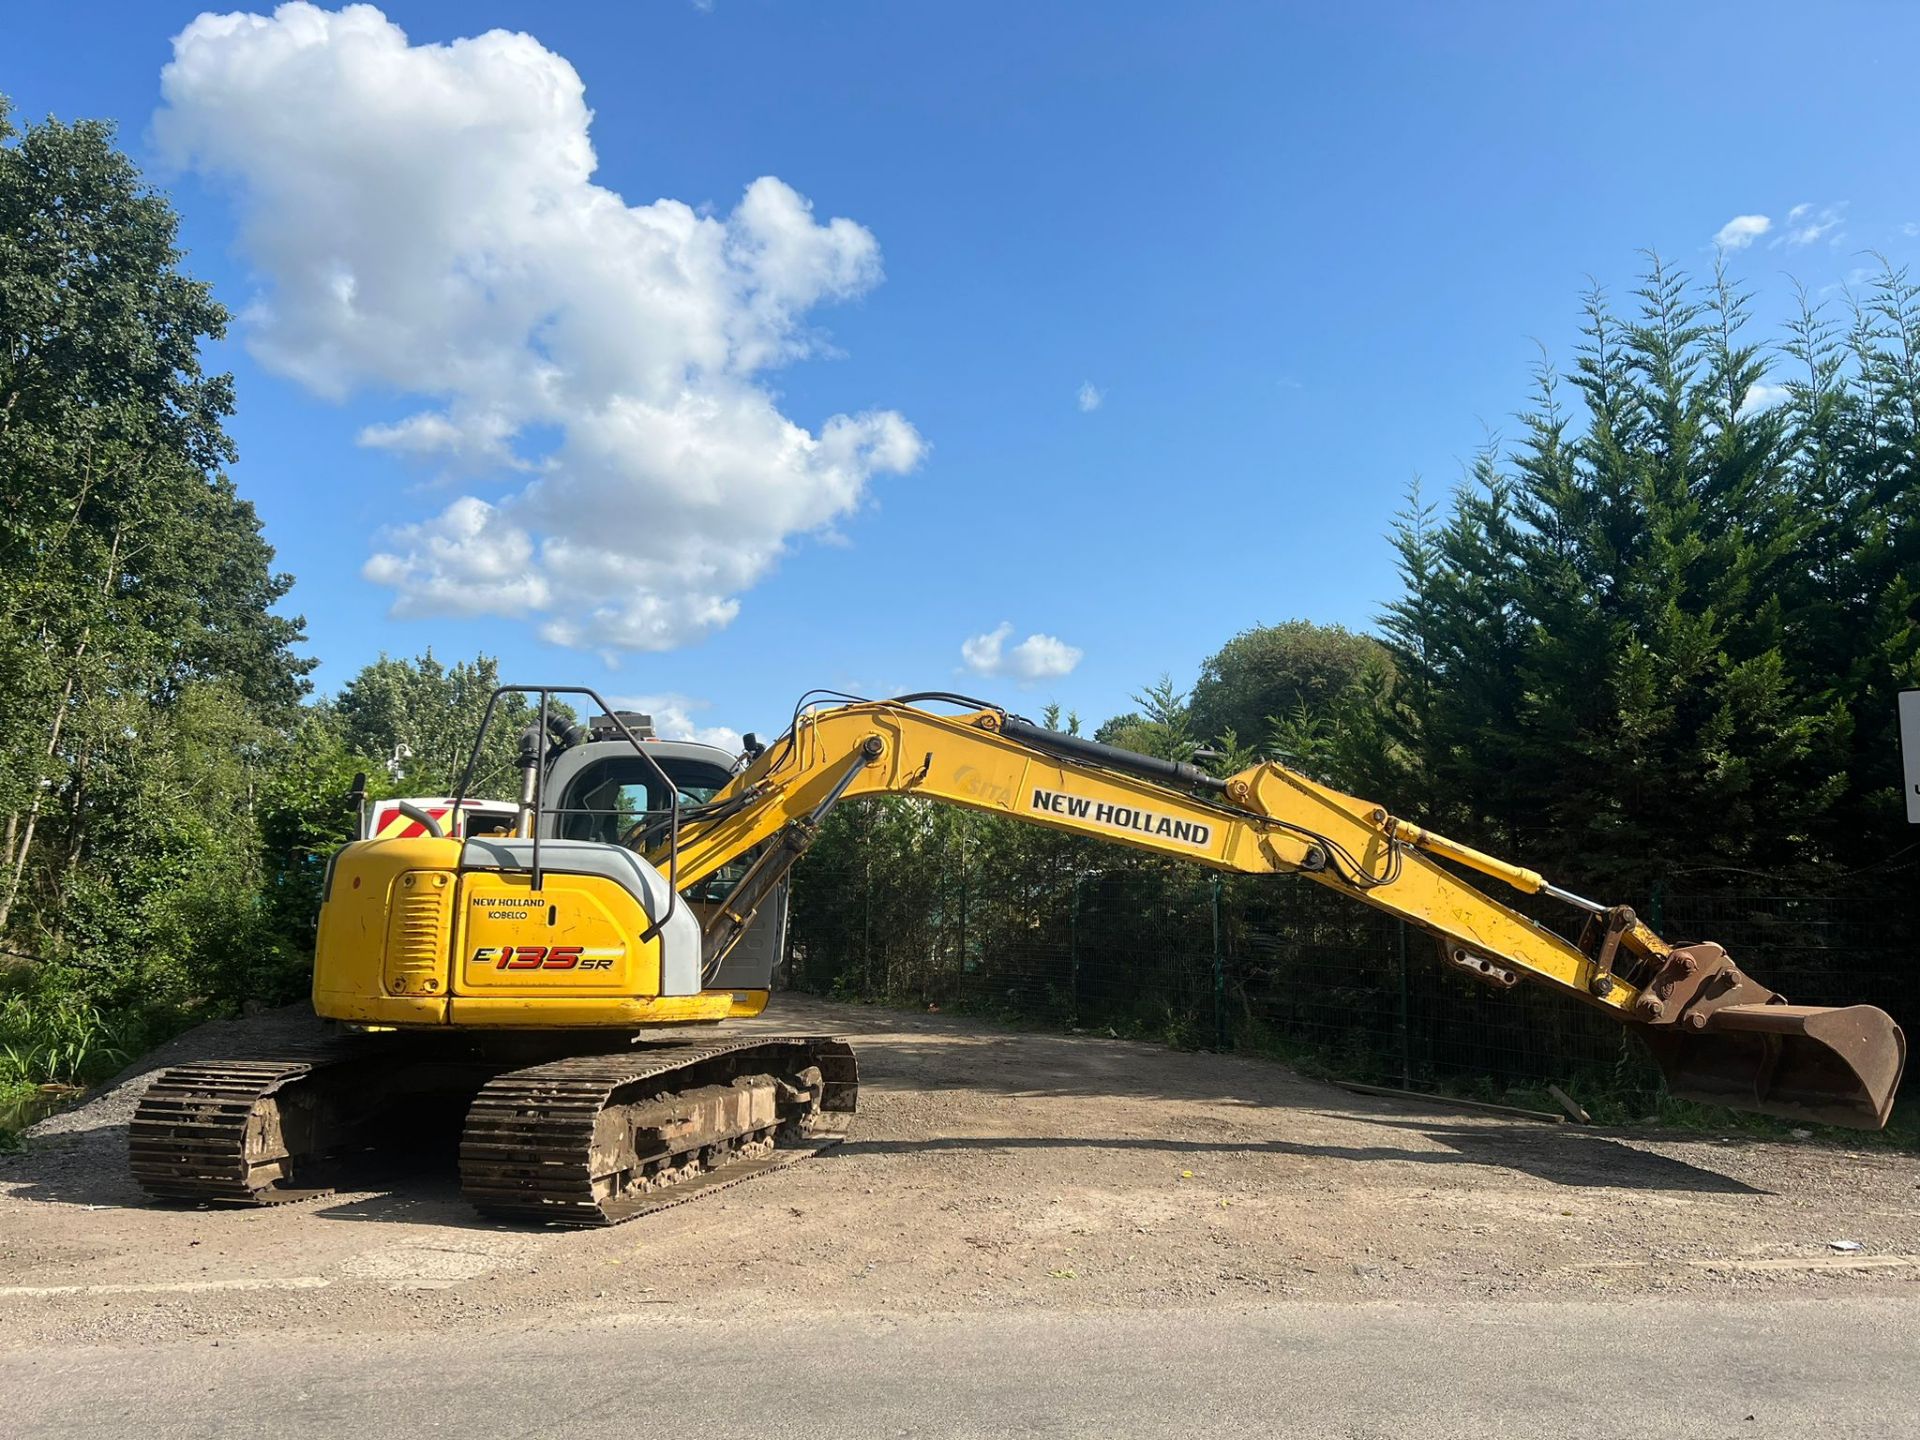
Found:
997,716 -> 1228,794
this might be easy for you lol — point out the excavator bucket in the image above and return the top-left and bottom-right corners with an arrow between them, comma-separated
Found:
1645,1003 -> 1906,1130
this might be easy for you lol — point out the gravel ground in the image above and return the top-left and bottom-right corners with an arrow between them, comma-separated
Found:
1,995 -> 1915,1348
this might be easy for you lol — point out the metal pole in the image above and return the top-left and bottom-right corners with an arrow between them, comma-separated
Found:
1070,873 -> 1082,1021
1396,919 -> 1411,1088
1210,877 -> 1226,1051
532,689 -> 548,893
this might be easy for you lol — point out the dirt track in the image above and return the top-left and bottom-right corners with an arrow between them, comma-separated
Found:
2,996 -> 1916,1347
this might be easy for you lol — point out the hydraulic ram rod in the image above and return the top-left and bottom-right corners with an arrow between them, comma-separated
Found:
1387,818 -> 1605,914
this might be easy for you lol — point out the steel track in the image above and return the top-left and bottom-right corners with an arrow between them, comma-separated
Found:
129,1049 -> 350,1205
459,1036 -> 858,1226
128,1034 -> 858,1225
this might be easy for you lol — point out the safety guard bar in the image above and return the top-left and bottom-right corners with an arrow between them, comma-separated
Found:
450,686 -> 682,944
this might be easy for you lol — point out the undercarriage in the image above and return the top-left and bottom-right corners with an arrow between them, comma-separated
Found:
130,1033 -> 857,1226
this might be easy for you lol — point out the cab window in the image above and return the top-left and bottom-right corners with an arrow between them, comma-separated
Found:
555,758 -> 730,844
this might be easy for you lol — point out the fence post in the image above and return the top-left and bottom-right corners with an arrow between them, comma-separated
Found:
1649,877 -> 1666,933
1396,919 -> 1411,1087
1069,873 -> 1082,1021
863,854 -> 873,997
1212,876 -> 1227,1051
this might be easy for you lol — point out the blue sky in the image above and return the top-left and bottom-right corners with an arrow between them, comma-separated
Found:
9,2 -> 1918,745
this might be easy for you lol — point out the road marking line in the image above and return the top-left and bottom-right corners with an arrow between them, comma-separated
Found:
0,1276 -> 331,1297
1582,1256 -> 1919,1274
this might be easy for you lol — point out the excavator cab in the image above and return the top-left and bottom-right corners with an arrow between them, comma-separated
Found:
538,723 -> 787,993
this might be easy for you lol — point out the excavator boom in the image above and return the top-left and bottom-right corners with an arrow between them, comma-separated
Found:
664,697 -> 1905,1130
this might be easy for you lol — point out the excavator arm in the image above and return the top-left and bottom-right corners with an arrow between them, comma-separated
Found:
654,697 -> 1905,1130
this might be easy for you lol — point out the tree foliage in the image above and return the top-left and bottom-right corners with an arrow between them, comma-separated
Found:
0,102 -> 312,1029
332,650 -> 548,799
1307,254 -> 1919,895
1189,620 -> 1391,755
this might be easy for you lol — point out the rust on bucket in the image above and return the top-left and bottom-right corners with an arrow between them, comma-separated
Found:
1635,943 -> 1906,1130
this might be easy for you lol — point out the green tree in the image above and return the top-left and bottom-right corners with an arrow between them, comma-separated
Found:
1097,677 -> 1196,760
1820,260 -> 1920,843
331,650 -> 545,799
0,100 -> 311,988
1189,621 -> 1391,753
1372,254 -> 1913,891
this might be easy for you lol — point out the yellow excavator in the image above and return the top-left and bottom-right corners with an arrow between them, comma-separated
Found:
131,687 -> 1907,1225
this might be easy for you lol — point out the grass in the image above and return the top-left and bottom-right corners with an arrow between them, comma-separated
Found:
0,981 -> 150,1149
0,994 -> 139,1086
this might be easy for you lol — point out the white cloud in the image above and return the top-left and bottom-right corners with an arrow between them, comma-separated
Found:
961,622 -> 1083,684
359,496 -> 550,616
1815,264 -> 1883,301
358,409 -> 530,471
1739,382 -> 1792,415
1076,381 -> 1103,413
157,4 -> 923,653
607,693 -> 742,752
1713,214 -> 1771,250
1778,201 -> 1846,248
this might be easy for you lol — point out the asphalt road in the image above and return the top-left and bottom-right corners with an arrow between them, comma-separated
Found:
7,1296 -> 1915,1439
